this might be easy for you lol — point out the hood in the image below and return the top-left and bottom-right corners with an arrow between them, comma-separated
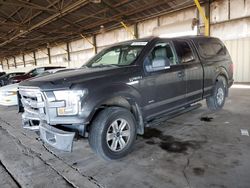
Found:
11,74 -> 30,81
0,83 -> 19,92
19,66 -> 136,91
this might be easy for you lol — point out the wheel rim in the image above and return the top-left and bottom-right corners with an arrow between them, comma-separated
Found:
106,118 -> 131,152
216,87 -> 224,105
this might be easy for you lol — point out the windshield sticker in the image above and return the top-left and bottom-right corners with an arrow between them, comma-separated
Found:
131,42 -> 148,46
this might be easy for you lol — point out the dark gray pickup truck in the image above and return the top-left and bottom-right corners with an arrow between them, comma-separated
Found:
19,36 -> 233,160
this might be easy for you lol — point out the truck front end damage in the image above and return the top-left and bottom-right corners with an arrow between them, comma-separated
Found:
19,86 -> 87,152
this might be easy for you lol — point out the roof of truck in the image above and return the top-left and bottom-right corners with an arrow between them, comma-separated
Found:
106,35 -> 220,49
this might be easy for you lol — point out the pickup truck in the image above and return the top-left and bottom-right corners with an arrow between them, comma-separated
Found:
18,36 -> 234,160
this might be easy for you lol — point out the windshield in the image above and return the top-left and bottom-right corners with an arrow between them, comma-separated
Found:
85,43 -> 146,68
26,68 -> 45,77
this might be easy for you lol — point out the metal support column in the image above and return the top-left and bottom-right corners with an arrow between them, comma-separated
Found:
120,21 -> 136,39
0,61 -> 3,70
33,51 -> 37,66
22,54 -> 26,67
80,34 -> 97,54
205,0 -> 210,35
194,0 -> 210,36
47,48 -> 51,64
66,42 -> 71,65
6,58 -> 9,69
92,35 -> 97,54
13,56 -> 17,68
134,23 -> 139,39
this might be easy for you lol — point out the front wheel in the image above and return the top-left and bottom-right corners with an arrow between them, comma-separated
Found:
206,77 -> 227,111
88,107 -> 137,160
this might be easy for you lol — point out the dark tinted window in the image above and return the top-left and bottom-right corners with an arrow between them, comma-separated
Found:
199,42 -> 226,57
174,41 -> 195,63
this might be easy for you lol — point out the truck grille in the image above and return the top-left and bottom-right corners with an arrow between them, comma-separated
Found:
19,87 -> 46,121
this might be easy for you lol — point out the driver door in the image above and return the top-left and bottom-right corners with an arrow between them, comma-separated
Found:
142,40 -> 186,119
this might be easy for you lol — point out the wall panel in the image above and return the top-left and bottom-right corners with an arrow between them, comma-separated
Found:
224,37 -> 250,82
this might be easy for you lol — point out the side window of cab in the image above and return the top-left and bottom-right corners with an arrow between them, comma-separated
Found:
173,40 -> 196,64
144,42 -> 178,72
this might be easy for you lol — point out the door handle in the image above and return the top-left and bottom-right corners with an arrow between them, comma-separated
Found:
177,71 -> 185,78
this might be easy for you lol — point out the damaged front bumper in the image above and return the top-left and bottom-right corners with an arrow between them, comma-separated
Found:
39,123 -> 75,152
19,86 -> 86,152
22,115 -> 75,152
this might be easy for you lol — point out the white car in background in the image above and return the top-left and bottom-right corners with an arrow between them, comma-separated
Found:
0,83 -> 19,106
0,68 -> 72,106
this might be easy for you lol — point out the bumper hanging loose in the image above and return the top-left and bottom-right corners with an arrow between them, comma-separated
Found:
39,123 -> 75,152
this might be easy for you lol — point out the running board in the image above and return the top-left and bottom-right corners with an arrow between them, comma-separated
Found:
146,103 -> 202,127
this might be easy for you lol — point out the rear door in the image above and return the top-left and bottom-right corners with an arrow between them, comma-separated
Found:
173,39 -> 203,103
141,39 -> 186,119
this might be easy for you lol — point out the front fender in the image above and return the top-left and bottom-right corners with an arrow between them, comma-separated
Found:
80,83 -> 142,124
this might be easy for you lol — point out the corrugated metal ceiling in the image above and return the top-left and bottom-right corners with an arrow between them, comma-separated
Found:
0,0 -> 205,60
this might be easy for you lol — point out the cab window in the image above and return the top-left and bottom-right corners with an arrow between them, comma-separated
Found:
144,42 -> 178,72
174,41 -> 195,63
199,42 -> 226,58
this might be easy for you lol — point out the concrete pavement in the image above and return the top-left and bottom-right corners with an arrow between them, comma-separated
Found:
0,86 -> 249,188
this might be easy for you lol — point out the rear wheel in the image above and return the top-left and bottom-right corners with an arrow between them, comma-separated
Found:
206,77 -> 227,111
88,107 -> 136,160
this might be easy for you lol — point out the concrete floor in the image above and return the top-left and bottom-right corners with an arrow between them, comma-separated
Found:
0,86 -> 250,188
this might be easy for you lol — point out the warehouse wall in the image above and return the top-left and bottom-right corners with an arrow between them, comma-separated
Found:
210,0 -> 250,82
3,0 -> 250,82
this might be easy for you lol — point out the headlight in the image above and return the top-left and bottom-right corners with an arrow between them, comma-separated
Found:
2,91 -> 17,96
53,90 -> 87,116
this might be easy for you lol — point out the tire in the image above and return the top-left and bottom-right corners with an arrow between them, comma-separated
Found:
88,107 -> 137,160
206,77 -> 227,111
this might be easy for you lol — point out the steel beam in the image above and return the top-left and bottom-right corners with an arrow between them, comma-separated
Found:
0,0 -> 56,12
0,0 -> 88,47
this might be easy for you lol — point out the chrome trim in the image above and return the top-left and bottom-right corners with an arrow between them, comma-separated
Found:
19,87 -> 47,129
48,101 -> 65,108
